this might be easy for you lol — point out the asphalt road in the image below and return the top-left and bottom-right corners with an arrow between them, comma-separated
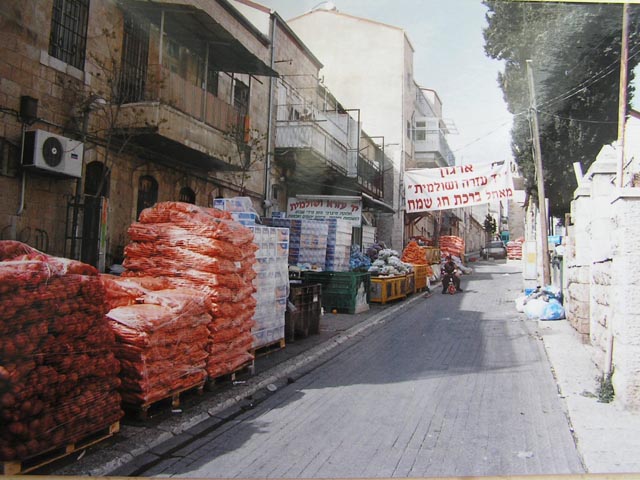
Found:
135,261 -> 585,478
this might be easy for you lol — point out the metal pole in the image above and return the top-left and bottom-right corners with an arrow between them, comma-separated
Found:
264,14 -> 277,215
616,2 -> 629,188
202,43 -> 209,123
606,0 -> 629,381
526,59 -> 551,286
70,110 -> 90,260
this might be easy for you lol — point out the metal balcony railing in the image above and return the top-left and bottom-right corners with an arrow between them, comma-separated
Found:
132,64 -> 244,134
275,121 -> 350,175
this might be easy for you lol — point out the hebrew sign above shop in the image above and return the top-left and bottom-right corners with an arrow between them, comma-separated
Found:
287,196 -> 362,227
404,161 -> 515,213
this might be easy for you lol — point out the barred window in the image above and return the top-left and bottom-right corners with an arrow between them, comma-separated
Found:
234,80 -> 250,116
136,175 -> 158,219
179,187 -> 196,204
49,0 -> 90,70
118,13 -> 149,103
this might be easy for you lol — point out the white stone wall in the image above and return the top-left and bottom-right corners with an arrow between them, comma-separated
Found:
610,192 -> 640,408
566,142 -> 640,409
587,154 -> 617,369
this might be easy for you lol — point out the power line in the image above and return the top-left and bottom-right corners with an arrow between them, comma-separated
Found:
538,44 -> 640,110
537,110 -> 619,124
451,112 -> 526,153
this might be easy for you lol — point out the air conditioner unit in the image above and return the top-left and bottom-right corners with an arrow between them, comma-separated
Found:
22,129 -> 83,178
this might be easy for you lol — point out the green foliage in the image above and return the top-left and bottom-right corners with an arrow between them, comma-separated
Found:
483,1 -> 640,217
484,214 -> 497,236
597,370 -> 615,403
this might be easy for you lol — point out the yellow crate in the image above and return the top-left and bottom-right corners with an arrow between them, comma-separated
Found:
412,264 -> 428,291
404,271 -> 415,295
369,275 -> 407,304
424,247 -> 441,264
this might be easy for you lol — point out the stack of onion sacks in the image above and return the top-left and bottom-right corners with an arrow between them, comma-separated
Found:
0,241 -> 122,462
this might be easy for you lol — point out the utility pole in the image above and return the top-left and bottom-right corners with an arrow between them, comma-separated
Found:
526,59 -> 551,286
616,2 -> 629,188
606,1 -> 629,381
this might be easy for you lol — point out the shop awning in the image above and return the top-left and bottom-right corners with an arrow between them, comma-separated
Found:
119,0 -> 278,77
362,193 -> 395,214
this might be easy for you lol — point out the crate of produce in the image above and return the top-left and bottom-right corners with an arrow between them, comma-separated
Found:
424,247 -> 441,264
412,264 -> 429,292
369,275 -> 407,304
285,301 -> 322,341
289,283 -> 322,307
286,283 -> 322,341
301,271 -> 370,314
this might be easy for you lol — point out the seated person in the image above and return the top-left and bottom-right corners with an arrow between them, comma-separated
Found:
441,255 -> 462,293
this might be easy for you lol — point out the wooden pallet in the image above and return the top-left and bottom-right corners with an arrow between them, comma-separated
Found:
251,338 -> 286,358
124,381 -> 205,420
205,359 -> 256,389
1,422 -> 120,475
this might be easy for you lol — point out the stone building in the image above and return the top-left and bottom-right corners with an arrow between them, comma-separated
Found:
1,0 -> 394,269
0,0 -> 277,269
232,0 -> 394,246
285,5 -> 457,250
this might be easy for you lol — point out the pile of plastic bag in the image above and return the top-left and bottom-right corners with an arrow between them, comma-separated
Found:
123,202 -> 257,379
515,285 -> 565,320
367,249 -> 413,276
0,241 -> 122,462
365,242 -> 387,261
349,245 -> 371,272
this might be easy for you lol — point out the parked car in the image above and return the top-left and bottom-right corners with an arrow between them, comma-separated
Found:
481,240 -> 508,260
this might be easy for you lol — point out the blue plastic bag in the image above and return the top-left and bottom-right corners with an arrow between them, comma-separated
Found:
540,298 -> 565,320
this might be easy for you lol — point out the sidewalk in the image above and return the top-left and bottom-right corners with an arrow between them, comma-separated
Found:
536,319 -> 640,473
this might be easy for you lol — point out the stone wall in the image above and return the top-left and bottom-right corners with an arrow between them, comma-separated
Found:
610,192 -> 640,409
566,144 -> 640,409
564,186 -> 591,339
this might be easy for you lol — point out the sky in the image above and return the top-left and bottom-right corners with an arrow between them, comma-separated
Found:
253,0 -> 514,166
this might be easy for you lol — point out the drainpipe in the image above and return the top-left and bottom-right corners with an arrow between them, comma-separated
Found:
156,10 -> 165,127
16,123 -> 27,216
263,13 -> 277,216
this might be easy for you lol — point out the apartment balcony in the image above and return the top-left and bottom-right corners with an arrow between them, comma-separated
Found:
114,0 -> 277,172
414,130 -> 455,168
276,120 -> 352,176
114,65 -> 249,172
356,154 -> 384,198
274,90 -> 360,186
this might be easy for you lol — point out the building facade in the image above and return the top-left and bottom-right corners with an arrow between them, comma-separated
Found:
0,0 -> 392,269
286,6 -> 457,250
232,0 -> 394,246
0,0 -> 279,269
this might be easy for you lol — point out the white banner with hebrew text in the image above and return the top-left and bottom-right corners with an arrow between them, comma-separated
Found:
404,162 -> 514,213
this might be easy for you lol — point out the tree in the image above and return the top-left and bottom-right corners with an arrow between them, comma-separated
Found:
222,123 -> 267,197
484,214 -> 497,239
483,1 -> 640,217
